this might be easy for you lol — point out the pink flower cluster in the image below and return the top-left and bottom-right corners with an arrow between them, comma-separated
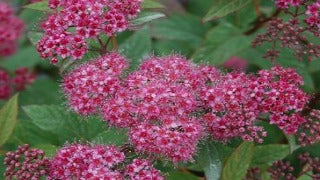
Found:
63,53 -> 317,162
103,55 -> 212,162
256,66 -> 309,134
276,0 -> 303,9
201,73 -> 267,142
298,109 -> 320,146
275,0 -> 320,29
125,159 -> 164,180
63,52 -> 128,115
4,144 -> 51,180
37,0 -> 142,63
48,144 -> 164,180
305,1 -> 320,28
0,2 -> 24,57
0,68 -> 35,100
49,144 -> 125,179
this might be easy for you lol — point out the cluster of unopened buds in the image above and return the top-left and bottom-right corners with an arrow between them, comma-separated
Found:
253,0 -> 320,61
0,67 -> 35,100
0,2 -> 24,57
5,144 -> 164,179
245,152 -> 320,180
37,0 -> 142,64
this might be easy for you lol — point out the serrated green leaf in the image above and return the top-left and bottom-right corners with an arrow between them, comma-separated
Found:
0,94 -> 19,146
24,1 -> 51,12
120,27 -> 152,70
23,105 -> 106,143
131,11 -> 165,27
7,120 -> 60,146
203,0 -> 252,22
193,23 -> 251,65
222,142 -> 255,180
197,141 -> 222,180
92,128 -> 128,146
251,144 -> 290,166
142,0 -> 165,9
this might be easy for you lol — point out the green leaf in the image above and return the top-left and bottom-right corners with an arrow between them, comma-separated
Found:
131,11 -> 165,27
222,141 -> 255,180
203,0 -> 252,22
251,144 -> 290,166
142,0 -> 165,9
24,1 -> 51,12
33,144 -> 57,157
167,172 -> 198,180
28,31 -> 44,46
0,155 -> 5,177
1,47 -> 43,71
0,94 -> 19,146
7,120 -> 60,146
285,135 -> 300,154
120,28 -> 152,70
92,128 -> 128,146
23,105 -> 106,143
297,174 -> 313,180
150,14 -> 210,45
197,141 -> 222,180
193,23 -> 251,65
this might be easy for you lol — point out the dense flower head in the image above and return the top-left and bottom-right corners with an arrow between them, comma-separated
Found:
12,67 -> 36,91
129,119 -> 203,163
103,79 -> 199,128
4,144 -> 51,180
201,72 -> 267,142
0,2 -> 24,57
134,55 -> 221,92
49,144 -> 125,179
298,109 -> 320,146
125,159 -> 164,180
0,69 -> 11,99
63,52 -> 128,115
37,0 -> 142,63
0,68 -> 35,100
256,66 -> 309,134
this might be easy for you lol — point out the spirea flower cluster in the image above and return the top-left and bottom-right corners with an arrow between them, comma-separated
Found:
63,52 -> 128,115
253,0 -> 320,61
48,144 -> 125,179
0,67 -> 35,100
37,0 -> 142,63
0,2 -> 24,57
5,144 -> 165,180
4,144 -> 51,180
62,53 -> 320,164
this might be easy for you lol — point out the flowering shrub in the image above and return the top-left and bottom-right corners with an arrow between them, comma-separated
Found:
1,0 -> 320,179
0,3 -> 24,57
